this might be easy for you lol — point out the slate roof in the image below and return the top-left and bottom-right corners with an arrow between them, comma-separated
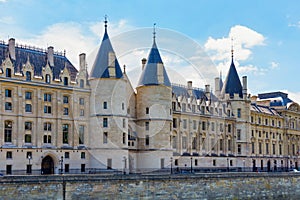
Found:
0,41 -> 78,81
90,27 -> 123,79
172,84 -> 220,101
138,39 -> 171,87
258,92 -> 293,107
221,57 -> 243,98
250,103 -> 281,116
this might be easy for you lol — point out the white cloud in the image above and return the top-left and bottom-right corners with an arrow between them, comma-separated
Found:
281,90 -> 300,104
0,16 -> 14,24
270,61 -> 279,69
0,0 -> 7,2
204,25 -> 266,76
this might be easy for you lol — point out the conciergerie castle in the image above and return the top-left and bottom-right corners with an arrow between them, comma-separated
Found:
0,19 -> 300,175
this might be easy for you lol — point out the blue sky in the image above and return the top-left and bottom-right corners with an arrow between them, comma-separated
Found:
1,0 -> 300,101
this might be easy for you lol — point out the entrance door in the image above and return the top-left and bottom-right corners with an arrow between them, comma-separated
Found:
267,160 -> 271,172
42,156 -> 54,174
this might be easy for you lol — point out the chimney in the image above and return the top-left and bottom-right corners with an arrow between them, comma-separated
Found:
242,76 -> 247,98
47,46 -> 54,67
187,81 -> 193,96
8,38 -> 16,60
157,63 -> 164,84
251,95 -> 258,105
79,53 -> 86,70
205,84 -> 211,100
141,58 -> 147,70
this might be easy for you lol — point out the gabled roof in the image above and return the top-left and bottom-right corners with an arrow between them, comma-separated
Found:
0,41 -> 77,81
90,25 -> 123,79
221,57 -> 242,98
137,39 -> 171,87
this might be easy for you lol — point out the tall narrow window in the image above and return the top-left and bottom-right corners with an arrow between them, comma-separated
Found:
145,135 -> 149,146
103,102 -> 107,109
45,74 -> 51,83
63,96 -> 69,104
25,91 -> 32,100
6,68 -> 11,77
103,118 -> 108,128
5,102 -> 12,111
63,77 -> 68,86
145,122 -> 149,131
103,132 -> 108,144
26,71 -> 31,81
79,98 -> 84,105
237,108 -> 241,118
44,93 -> 52,102
4,121 -> 12,143
146,107 -> 149,114
80,79 -> 84,88
5,89 -> 12,97
62,124 -> 69,144
123,132 -> 126,144
25,104 -> 32,112
237,129 -> 241,140
79,125 -> 84,144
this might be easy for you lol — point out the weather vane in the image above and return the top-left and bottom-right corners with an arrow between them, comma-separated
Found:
153,23 -> 156,40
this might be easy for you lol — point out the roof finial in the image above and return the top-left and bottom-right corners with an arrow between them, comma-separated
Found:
153,23 -> 156,42
104,15 -> 108,32
123,64 -> 126,74
231,37 -> 234,59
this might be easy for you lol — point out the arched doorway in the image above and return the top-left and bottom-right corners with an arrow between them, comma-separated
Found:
41,156 -> 54,174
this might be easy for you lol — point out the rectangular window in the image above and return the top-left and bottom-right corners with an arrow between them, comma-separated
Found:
6,151 -> 12,159
237,144 -> 241,154
252,142 -> 255,154
145,122 -> 149,131
123,132 -> 126,144
5,102 -> 12,111
63,96 -> 69,104
25,134 -> 31,143
44,93 -> 52,102
146,107 -> 149,114
279,144 -> 282,155
25,104 -> 32,112
193,120 -> 197,130
183,119 -> 187,129
220,123 -> 223,132
103,118 -> 108,128
123,119 -> 126,128
107,159 -> 112,169
265,119 -> 268,125
25,122 -> 32,131
25,91 -> 32,100
44,122 -> 52,131
103,101 -> 107,109
182,137 -> 187,149
211,122 -> 215,131
145,135 -> 149,146
237,129 -> 241,140
192,137 -> 196,149
81,164 -> 86,172
266,143 -> 269,154
62,124 -> 69,144
6,165 -> 12,175
172,102 -> 176,111
103,132 -> 108,144
44,106 -> 52,114
79,125 -> 84,144
202,121 -> 206,131
173,118 -> 177,128
5,89 -> 12,97
43,135 -> 51,144
79,98 -> 84,105
63,107 -> 69,115
4,121 -> 12,143
237,108 -> 241,118
80,109 -> 84,116
220,139 -> 223,151
65,164 -> 69,173
81,152 -> 85,159
228,139 -> 231,151
65,152 -> 70,159
228,124 -> 231,133
273,144 -> 276,155
259,142 -> 262,154
213,159 -> 216,166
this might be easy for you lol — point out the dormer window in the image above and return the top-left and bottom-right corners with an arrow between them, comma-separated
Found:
63,77 -> 68,86
45,74 -> 51,83
26,71 -> 31,81
80,79 -> 84,88
6,68 -> 11,77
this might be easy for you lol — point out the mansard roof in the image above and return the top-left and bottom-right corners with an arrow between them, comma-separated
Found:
0,41 -> 78,81
138,39 -> 171,87
258,92 -> 293,107
90,26 -> 123,79
221,57 -> 243,98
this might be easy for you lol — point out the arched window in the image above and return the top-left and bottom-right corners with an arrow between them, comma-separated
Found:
6,68 -> 11,77
26,71 -> 31,81
4,121 -> 12,143
80,79 -> 84,88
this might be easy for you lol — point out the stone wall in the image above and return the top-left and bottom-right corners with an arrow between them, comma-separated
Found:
1,173 -> 300,199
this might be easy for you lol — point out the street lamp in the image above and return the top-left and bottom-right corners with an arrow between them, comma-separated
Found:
190,157 -> 193,173
60,156 -> 63,174
170,157 -> 173,174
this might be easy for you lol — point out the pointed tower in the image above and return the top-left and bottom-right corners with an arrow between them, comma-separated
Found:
135,25 -> 173,171
89,17 -> 129,171
221,46 -> 251,163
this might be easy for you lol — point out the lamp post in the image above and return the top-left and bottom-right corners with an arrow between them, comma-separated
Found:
60,156 -> 63,174
190,157 -> 193,173
27,155 -> 32,174
170,157 -> 173,174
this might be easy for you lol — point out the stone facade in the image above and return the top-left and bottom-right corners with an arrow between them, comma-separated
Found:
0,22 -> 300,175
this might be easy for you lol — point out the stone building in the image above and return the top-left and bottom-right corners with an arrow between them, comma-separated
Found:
0,20 -> 299,175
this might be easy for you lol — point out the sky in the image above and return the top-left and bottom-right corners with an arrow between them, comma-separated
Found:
1,0 -> 300,102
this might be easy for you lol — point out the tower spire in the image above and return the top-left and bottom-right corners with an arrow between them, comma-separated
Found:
104,15 -> 108,33
153,23 -> 156,42
231,37 -> 234,59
